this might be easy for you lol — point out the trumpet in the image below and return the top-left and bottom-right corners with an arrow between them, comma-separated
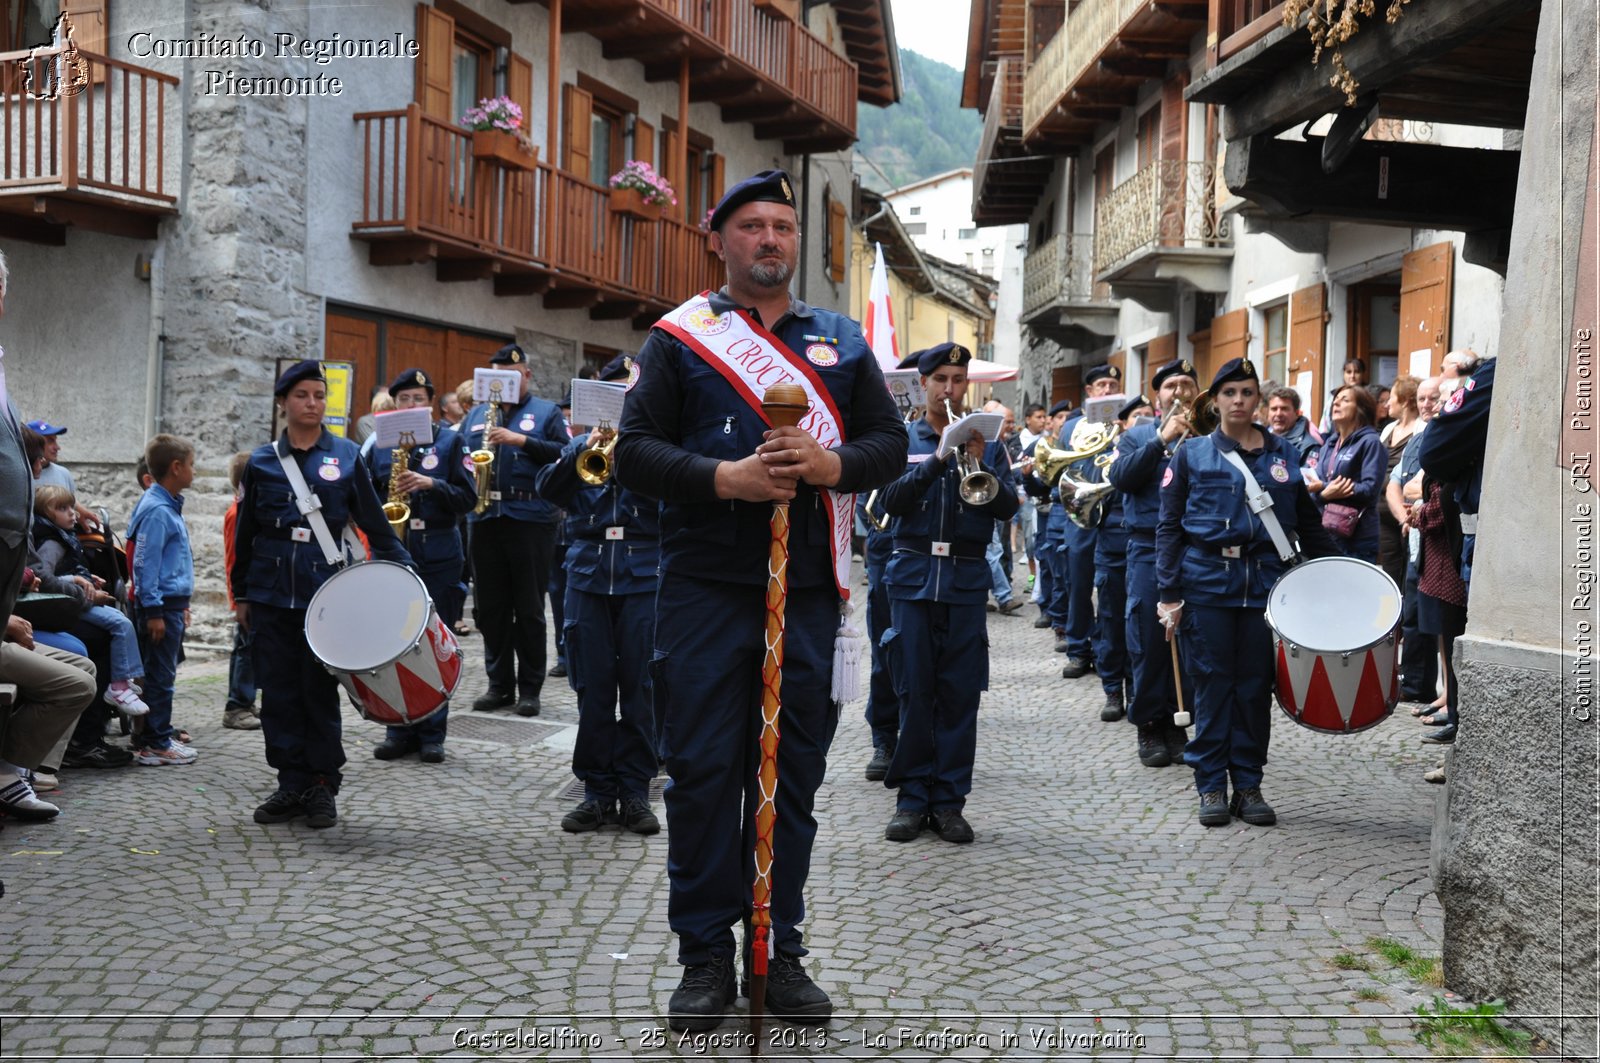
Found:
382,431 -> 416,544
577,422 -> 617,485
1160,390 -> 1218,446
943,399 -> 999,506
471,381 -> 502,514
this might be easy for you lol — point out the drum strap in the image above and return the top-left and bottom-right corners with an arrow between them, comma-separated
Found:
1220,449 -> 1297,564
274,441 -> 359,568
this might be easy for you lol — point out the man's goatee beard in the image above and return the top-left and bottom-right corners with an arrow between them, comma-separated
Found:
749,261 -> 793,288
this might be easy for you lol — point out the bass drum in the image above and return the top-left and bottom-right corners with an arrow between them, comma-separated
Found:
304,561 -> 463,727
1265,556 -> 1402,734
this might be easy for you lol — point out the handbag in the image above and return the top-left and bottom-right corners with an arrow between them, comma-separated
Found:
1321,502 -> 1363,539
13,592 -> 84,632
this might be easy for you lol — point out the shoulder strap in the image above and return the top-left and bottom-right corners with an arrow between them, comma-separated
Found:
274,440 -> 346,567
1219,447 -> 1297,563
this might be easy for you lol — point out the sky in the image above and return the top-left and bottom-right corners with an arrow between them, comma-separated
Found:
888,0 -> 971,71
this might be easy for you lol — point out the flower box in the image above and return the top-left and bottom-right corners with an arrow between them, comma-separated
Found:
609,187 -> 663,221
472,130 -> 536,169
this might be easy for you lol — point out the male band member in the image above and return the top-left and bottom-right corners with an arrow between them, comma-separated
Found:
1085,396 -> 1147,723
1057,364 -> 1122,679
364,368 -> 476,764
1029,400 -> 1072,640
535,355 -> 661,836
858,458 -> 902,781
876,343 -> 1017,844
1107,361 -> 1198,766
614,170 -> 906,1032
460,345 -> 569,718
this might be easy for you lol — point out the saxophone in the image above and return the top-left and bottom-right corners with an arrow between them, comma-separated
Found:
471,382 -> 502,514
383,431 -> 415,545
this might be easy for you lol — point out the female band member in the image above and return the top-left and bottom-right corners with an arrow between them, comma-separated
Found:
1303,384 -> 1387,565
231,360 -> 412,829
1155,358 -> 1338,827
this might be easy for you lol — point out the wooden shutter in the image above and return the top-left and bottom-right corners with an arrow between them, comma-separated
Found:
1206,308 -> 1248,386
1288,282 -> 1327,422
1398,241 -> 1454,378
59,0 -> 105,81
1107,349 -> 1128,394
507,52 -> 533,140
1188,327 -> 1211,377
828,198 -> 847,283
414,4 -> 454,121
1160,72 -> 1188,162
563,83 -> 593,175
708,152 -> 726,204
662,128 -> 680,197
633,118 -> 654,167
1144,332 -> 1178,395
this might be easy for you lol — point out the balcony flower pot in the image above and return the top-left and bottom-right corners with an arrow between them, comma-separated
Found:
472,130 -> 536,169
609,187 -> 663,221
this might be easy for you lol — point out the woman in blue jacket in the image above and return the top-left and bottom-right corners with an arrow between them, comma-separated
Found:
1304,384 -> 1388,564
1156,358 -> 1337,828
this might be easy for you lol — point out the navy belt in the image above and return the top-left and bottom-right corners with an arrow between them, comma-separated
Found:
892,537 -> 986,560
256,526 -> 341,542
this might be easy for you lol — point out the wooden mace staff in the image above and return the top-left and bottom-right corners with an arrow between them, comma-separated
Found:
749,382 -> 810,1049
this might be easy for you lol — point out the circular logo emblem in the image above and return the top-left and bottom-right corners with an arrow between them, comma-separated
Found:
625,362 -> 642,392
1444,388 -> 1466,414
1161,467 -> 1174,488
421,454 -> 439,470
318,464 -> 341,482
678,304 -> 731,336
806,344 -> 838,367
519,416 -> 535,431
1270,462 -> 1289,483
462,454 -> 475,471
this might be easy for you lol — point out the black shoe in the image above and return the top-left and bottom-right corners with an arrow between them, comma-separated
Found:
864,744 -> 893,781
1032,614 -> 1052,629
373,736 -> 418,761
1053,636 -> 1069,653
561,799 -> 616,833
1229,786 -> 1277,826
1198,790 -> 1231,826
885,808 -> 926,842
1421,724 -> 1457,744
667,953 -> 736,1032
1136,723 -> 1171,767
1164,723 -> 1188,762
548,661 -> 568,677
253,788 -> 304,824
930,807 -> 974,844
758,953 -> 833,1024
515,695 -> 542,717
62,742 -> 133,769
418,743 -> 446,764
1100,690 -> 1125,722
472,690 -> 514,712
620,796 -> 660,835
302,782 -> 338,829
1061,656 -> 1090,679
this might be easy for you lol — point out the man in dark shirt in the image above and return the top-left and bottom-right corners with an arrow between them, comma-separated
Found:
616,170 -> 906,1033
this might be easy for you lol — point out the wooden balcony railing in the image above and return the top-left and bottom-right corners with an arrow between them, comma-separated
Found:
1092,160 -> 1231,278
0,50 -> 178,215
353,105 -> 721,312
1021,21 -> 1069,138
1022,233 -> 1102,316
1216,0 -> 1285,63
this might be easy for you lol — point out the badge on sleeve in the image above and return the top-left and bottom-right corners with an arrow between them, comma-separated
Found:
519,415 -> 535,431
625,360 -> 642,392
462,454 -> 475,471
421,454 -> 439,470
1270,459 -> 1289,483
1161,467 -> 1174,488
319,464 -> 341,481
1444,388 -> 1466,414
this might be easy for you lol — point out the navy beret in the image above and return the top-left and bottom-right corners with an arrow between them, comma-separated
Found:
1210,356 -> 1259,392
1150,358 -> 1198,391
1084,364 -> 1121,387
558,389 -> 572,408
598,354 -> 633,383
913,342 -> 972,376
709,169 -> 797,232
1048,399 -> 1072,416
491,343 -> 527,366
274,359 -> 324,397
388,367 -> 434,397
895,351 -> 921,370
1117,394 -> 1153,421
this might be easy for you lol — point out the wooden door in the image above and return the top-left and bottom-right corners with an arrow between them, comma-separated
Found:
1289,282 -> 1327,422
326,313 -> 380,417
447,330 -> 506,399
1051,365 -> 1081,411
387,320 -> 450,404
1398,241 -> 1454,378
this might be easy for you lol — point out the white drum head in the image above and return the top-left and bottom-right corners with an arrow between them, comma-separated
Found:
305,561 -> 432,672
1267,556 -> 1401,654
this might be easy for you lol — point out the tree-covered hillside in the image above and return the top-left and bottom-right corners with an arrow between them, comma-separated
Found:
855,50 -> 981,191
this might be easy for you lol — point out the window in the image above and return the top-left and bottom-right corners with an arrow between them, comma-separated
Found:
909,206 -> 922,216
415,4 -> 519,124
1262,302 -> 1288,386
658,119 -> 724,223
452,32 -> 492,118
1136,107 -> 1159,169
577,75 -> 640,188
905,222 -> 927,235
958,227 -> 978,240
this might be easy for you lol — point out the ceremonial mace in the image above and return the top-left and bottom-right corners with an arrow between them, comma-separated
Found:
750,382 -> 810,1048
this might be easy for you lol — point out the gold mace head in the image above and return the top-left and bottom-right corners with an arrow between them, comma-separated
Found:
762,383 -> 809,429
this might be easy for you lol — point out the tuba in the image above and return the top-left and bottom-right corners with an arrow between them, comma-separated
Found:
577,422 -> 617,485
943,400 -> 999,506
382,431 -> 416,544
471,381 -> 502,514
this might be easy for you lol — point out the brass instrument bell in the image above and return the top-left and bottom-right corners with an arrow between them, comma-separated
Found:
577,423 -> 618,485
471,381 -> 502,514
942,399 -> 999,506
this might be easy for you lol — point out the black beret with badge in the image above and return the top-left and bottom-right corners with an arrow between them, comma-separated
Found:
1049,399 -> 1072,416
389,367 -> 435,398
1083,363 -> 1122,387
1117,394 -> 1153,421
1210,356 -> 1258,392
597,354 -> 634,383
708,169 -> 797,232
912,342 -> 972,376
1150,358 -> 1198,391
491,343 -> 527,366
274,359 -> 325,397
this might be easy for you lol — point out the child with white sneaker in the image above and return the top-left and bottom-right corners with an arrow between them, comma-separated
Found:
126,435 -> 197,766
30,484 -> 151,720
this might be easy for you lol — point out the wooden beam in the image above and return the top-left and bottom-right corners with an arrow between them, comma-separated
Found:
30,196 -> 164,239
590,299 -> 648,321
0,212 -> 66,245
544,287 -> 603,310
368,238 -> 438,266
493,272 -> 553,297
602,30 -> 689,63
436,259 -> 500,282
1098,56 -> 1168,79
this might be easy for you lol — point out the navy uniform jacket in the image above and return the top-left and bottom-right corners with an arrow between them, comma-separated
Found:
535,436 -> 660,597
231,428 -> 411,609
363,423 -> 475,569
460,392 -> 569,524
1108,421 -> 1167,562
878,418 -> 1019,604
1156,429 -> 1337,608
1417,358 -> 1495,515
613,292 -> 907,590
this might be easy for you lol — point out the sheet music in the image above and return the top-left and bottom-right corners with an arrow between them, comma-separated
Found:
1083,393 -> 1126,425
570,379 -> 627,428
472,367 -> 522,404
937,411 -> 1004,458
372,407 -> 434,449
883,370 -> 926,417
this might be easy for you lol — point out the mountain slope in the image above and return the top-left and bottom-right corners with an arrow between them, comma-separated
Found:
854,50 -> 981,191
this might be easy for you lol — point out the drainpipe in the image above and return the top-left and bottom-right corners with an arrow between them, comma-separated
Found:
799,154 -> 811,298
144,247 -> 165,439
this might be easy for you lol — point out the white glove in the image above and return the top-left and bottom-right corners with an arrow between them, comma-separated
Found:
1157,600 -> 1184,632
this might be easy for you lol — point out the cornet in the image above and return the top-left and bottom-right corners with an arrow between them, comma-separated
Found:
943,399 -> 999,506
577,423 -> 617,485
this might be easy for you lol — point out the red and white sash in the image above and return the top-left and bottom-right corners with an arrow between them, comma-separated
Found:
657,292 -> 855,599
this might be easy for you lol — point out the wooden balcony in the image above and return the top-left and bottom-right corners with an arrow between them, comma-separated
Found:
1021,0 -> 1206,148
1020,232 -> 1118,346
0,50 -> 179,243
545,0 -> 858,153
351,105 -> 723,327
972,57 -> 1049,226
1092,160 -> 1231,312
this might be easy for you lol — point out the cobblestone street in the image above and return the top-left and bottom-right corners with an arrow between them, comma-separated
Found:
1,580 -> 1448,1061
